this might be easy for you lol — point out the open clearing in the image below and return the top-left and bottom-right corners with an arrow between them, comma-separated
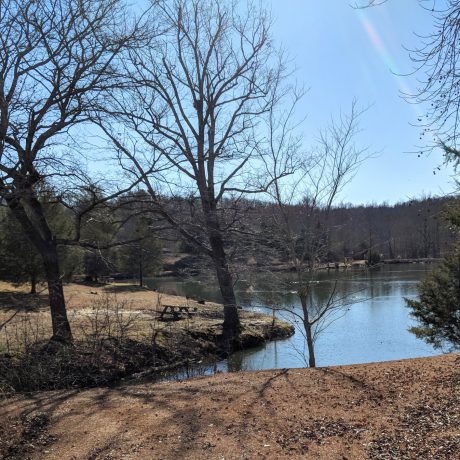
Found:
0,281 -> 292,356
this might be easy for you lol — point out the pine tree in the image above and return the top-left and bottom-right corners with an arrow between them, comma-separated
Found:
0,209 -> 44,293
407,249 -> 460,349
0,201 -> 82,292
406,200 -> 460,349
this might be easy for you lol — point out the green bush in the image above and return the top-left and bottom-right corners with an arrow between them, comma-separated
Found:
406,248 -> 460,350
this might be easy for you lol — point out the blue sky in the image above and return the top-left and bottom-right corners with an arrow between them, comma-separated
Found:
268,0 -> 457,204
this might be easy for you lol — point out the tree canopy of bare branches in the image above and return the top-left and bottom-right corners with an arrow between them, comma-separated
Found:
0,0 -> 139,342
104,0 -> 291,346
412,1 -> 460,162
355,0 -> 460,167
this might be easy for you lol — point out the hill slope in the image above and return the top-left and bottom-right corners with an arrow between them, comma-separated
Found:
1,354 -> 459,459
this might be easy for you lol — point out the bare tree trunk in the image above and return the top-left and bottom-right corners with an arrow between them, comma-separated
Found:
388,237 -> 394,259
214,256 -> 240,345
300,294 -> 316,367
8,197 -> 72,343
304,322 -> 316,368
30,273 -> 37,295
139,252 -> 143,287
42,242 -> 72,343
205,211 -> 240,347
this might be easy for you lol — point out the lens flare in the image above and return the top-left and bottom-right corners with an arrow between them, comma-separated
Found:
356,11 -> 413,98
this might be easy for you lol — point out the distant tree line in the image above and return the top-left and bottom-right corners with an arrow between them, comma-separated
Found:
315,197 -> 455,262
3,191 -> 455,295
222,196 -> 457,269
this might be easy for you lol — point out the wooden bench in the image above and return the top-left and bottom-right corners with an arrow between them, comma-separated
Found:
158,305 -> 198,321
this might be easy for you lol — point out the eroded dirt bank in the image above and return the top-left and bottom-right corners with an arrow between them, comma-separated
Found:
1,353 -> 459,459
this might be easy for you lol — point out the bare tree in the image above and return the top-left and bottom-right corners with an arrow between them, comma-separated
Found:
410,1 -> 460,163
262,99 -> 370,367
356,0 -> 460,167
0,0 -> 140,343
103,0 -> 291,346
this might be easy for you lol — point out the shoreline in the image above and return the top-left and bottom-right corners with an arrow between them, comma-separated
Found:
159,257 -> 441,277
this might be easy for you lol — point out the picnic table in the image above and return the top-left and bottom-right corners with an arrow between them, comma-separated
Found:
158,304 -> 198,321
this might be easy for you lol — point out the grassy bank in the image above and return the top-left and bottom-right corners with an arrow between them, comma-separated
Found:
0,282 -> 293,393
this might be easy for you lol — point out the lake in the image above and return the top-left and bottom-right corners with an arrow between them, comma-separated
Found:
146,263 -> 441,371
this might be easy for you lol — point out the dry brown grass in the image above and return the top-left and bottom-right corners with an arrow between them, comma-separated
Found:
0,281 -> 289,351
0,281 -> 292,393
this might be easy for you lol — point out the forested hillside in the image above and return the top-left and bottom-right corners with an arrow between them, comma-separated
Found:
1,194 -> 456,289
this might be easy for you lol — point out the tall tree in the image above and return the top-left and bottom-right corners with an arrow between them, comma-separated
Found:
103,0 -> 290,346
0,0 -> 139,342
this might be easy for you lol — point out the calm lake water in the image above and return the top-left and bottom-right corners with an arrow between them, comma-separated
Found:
146,264 -> 441,371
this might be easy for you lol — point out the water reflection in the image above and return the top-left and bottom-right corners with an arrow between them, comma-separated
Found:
146,264 -> 441,369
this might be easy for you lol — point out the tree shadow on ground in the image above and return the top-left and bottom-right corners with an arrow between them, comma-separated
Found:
103,284 -> 151,294
318,367 -> 383,398
0,291 -> 48,313
1,369 -> 287,459
2,355 -> 458,459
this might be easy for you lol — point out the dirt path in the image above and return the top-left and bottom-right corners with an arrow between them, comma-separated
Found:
1,353 -> 459,459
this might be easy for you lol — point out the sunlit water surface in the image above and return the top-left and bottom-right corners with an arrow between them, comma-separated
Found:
146,264 -> 441,372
